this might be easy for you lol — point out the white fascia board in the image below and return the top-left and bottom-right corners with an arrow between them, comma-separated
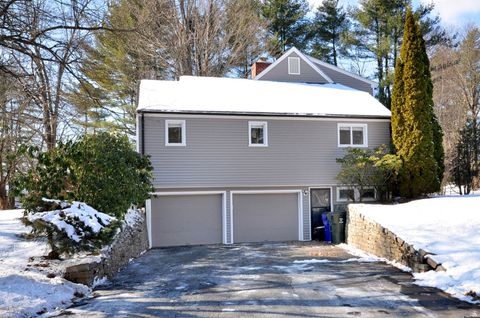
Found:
255,47 -> 333,83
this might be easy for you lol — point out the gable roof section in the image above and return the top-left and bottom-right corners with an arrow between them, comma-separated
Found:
307,54 -> 377,88
137,76 -> 391,118
254,47 -> 333,83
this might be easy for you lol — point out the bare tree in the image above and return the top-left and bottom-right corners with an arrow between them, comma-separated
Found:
0,73 -> 39,208
1,0 -> 105,149
431,25 -> 480,190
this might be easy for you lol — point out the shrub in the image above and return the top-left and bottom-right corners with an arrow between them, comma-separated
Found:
12,133 -> 153,255
25,199 -> 119,258
336,145 -> 402,202
14,133 -> 154,219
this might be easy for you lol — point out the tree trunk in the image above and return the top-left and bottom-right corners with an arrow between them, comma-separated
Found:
0,182 -> 12,209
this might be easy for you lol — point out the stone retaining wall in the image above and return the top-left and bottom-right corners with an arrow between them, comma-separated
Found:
346,205 -> 445,273
64,209 -> 149,286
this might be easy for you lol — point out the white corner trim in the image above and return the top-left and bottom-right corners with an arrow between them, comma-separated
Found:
337,123 -> 368,148
248,121 -> 268,147
165,119 -> 186,146
146,199 -> 152,249
255,47 -> 333,83
230,189 -> 304,243
222,191 -> 229,244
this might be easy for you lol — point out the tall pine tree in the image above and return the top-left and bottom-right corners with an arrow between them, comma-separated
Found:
310,0 -> 349,66
261,0 -> 309,55
391,9 -> 443,197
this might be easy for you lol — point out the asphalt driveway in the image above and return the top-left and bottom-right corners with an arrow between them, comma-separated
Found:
62,242 -> 479,317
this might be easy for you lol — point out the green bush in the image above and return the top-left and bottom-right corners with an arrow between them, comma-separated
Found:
14,133 -> 154,219
25,200 -> 120,258
12,133 -> 153,256
336,145 -> 402,202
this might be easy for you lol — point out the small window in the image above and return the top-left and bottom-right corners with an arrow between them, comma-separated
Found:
338,124 -> 367,147
360,188 -> 376,201
288,57 -> 300,75
337,187 -> 355,202
165,120 -> 186,146
248,121 -> 268,147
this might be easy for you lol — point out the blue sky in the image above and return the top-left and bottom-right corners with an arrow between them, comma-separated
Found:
308,0 -> 480,27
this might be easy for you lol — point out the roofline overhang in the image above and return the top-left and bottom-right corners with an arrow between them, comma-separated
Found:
136,109 -> 391,120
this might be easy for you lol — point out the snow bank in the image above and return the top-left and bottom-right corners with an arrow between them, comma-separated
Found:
0,209 -> 90,317
350,195 -> 480,303
27,200 -> 116,242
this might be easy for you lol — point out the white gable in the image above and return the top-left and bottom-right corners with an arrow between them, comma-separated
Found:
137,76 -> 391,118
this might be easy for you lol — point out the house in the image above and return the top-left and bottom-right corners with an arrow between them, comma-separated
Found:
136,48 -> 390,248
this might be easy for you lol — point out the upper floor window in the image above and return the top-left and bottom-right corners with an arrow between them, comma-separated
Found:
338,123 -> 368,147
288,57 -> 300,75
249,121 -> 268,147
165,120 -> 186,146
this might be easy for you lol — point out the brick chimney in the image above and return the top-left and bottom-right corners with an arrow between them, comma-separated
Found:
251,59 -> 271,78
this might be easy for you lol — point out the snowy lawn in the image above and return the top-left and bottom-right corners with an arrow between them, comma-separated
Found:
0,209 -> 89,317
350,195 -> 480,303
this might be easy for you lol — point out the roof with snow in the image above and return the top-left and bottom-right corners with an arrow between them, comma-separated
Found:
137,76 -> 390,118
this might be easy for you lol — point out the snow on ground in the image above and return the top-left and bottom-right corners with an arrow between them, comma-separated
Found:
350,195 -> 480,303
0,209 -> 89,318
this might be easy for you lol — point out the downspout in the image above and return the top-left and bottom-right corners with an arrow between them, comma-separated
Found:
141,112 -> 145,155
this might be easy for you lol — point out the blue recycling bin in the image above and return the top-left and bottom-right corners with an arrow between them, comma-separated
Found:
322,213 -> 331,242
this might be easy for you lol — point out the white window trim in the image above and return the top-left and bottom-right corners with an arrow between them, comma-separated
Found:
359,187 -> 377,202
248,121 -> 268,147
336,186 -> 377,202
337,123 -> 368,148
288,57 -> 301,75
336,186 -> 356,203
165,120 -> 186,146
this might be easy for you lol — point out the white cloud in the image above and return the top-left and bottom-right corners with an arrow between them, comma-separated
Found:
420,0 -> 480,25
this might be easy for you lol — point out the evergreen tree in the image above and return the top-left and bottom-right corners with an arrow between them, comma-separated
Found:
70,0 -> 162,136
452,119 -> 479,195
351,0 -> 450,109
261,0 -> 309,55
391,9 -> 443,197
310,0 -> 349,66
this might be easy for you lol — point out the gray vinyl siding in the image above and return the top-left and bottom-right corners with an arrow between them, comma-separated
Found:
314,62 -> 374,94
144,115 -> 390,188
258,52 -> 329,83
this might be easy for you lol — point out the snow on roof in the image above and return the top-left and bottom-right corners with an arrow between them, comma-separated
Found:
137,76 -> 390,118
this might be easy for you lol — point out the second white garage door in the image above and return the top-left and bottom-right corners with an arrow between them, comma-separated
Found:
232,191 -> 301,243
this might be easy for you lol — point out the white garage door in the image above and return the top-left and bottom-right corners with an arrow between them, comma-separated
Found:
150,194 -> 223,247
232,192 -> 301,243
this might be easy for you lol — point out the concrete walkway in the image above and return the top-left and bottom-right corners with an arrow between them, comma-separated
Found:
60,242 -> 479,317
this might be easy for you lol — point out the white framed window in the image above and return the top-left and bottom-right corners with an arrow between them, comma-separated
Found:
336,187 -> 355,202
338,123 -> 368,147
359,187 -> 376,201
288,57 -> 300,75
336,186 -> 376,202
165,120 -> 186,146
248,121 -> 268,147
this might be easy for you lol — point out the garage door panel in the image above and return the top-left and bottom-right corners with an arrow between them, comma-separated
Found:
151,194 -> 223,247
233,193 -> 299,243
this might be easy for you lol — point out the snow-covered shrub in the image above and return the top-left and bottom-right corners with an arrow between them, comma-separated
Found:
25,199 -> 119,257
